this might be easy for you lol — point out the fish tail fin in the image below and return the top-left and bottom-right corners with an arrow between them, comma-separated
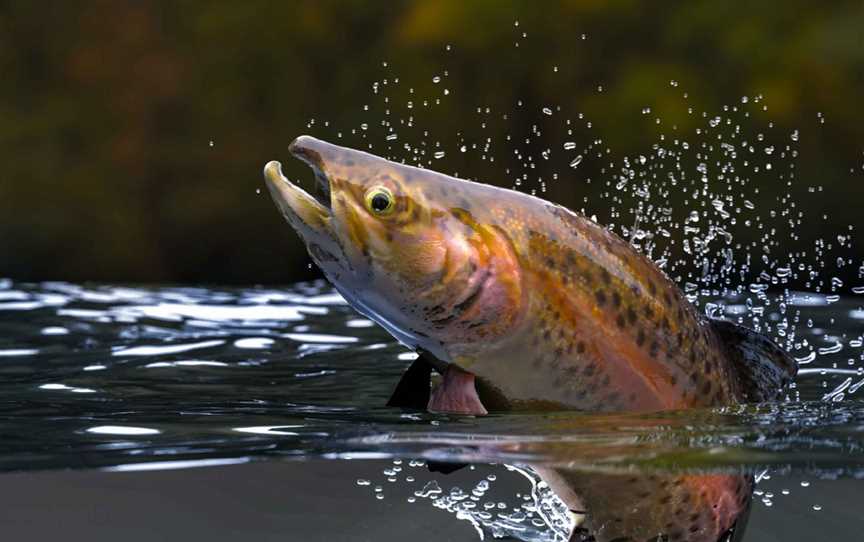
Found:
710,319 -> 797,402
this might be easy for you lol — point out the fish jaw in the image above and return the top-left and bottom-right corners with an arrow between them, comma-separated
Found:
263,160 -> 332,241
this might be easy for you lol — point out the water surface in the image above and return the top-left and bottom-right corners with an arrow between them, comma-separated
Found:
1,279 -> 862,540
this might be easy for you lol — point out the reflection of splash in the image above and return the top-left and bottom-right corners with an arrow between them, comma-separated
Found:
395,461 -> 573,542
424,464 -> 574,542
503,465 -> 574,542
364,459 -> 752,542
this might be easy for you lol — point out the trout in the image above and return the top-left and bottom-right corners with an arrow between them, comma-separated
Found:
264,136 -> 776,542
264,135 -> 795,416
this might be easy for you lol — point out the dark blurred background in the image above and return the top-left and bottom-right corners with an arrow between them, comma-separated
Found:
1,0 -> 862,286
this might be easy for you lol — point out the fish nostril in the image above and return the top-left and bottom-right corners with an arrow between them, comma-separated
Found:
288,135 -> 310,156
289,135 -> 323,163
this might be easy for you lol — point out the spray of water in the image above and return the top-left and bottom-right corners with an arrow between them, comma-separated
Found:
307,20 -> 863,540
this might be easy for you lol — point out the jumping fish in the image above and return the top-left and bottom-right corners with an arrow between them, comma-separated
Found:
264,136 -> 777,542
264,135 -> 796,416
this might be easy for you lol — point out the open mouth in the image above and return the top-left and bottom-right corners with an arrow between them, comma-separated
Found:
263,136 -> 351,235
289,136 -> 332,210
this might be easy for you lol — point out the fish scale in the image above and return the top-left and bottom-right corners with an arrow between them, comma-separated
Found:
539,467 -> 753,542
465,202 -> 742,411
264,135 -> 795,415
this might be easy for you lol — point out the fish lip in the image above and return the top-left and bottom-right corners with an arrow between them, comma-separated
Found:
288,135 -> 332,210
262,160 -> 331,236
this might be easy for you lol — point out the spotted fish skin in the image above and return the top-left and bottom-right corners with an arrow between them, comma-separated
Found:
540,468 -> 752,542
265,136 -> 794,413
452,201 -> 743,412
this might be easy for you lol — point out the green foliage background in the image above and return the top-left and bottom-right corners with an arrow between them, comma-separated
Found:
1,1 -> 862,285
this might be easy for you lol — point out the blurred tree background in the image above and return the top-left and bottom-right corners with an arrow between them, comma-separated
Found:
0,0 -> 862,286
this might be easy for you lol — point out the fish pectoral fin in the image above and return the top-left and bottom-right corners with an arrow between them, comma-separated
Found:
387,352 -> 511,415
386,356 -> 432,410
428,365 -> 488,415
710,319 -> 798,402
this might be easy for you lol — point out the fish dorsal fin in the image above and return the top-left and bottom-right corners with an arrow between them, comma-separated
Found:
710,319 -> 797,403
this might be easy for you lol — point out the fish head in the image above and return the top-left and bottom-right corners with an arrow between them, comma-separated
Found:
265,136 -> 523,361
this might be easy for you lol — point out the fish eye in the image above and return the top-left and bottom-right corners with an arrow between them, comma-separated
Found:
364,186 -> 395,215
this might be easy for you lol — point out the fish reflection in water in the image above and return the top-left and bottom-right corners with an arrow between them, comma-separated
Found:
540,468 -> 751,542
393,459 -> 752,542
404,422 -> 754,541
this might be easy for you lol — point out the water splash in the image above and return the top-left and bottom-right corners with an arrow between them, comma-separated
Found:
308,32 -> 864,412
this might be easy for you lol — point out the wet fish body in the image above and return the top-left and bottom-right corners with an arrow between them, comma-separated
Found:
264,135 -> 795,414
263,136 -> 778,542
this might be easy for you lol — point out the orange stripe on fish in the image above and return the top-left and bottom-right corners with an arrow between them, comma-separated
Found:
265,135 -> 796,415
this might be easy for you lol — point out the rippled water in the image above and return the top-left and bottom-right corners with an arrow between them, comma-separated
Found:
1,279 -> 863,540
